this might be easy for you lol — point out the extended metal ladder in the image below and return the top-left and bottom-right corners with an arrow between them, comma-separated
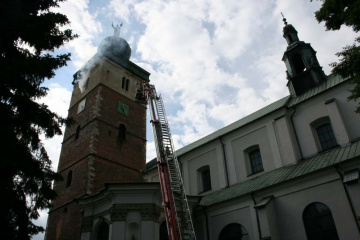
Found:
155,95 -> 196,240
138,83 -> 196,240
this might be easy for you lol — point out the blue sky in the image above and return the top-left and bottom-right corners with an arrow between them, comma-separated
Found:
32,0 -> 357,239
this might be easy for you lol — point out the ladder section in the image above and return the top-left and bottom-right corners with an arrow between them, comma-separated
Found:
154,95 -> 196,240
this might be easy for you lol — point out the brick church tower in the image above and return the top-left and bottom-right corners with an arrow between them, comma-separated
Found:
45,35 -> 150,240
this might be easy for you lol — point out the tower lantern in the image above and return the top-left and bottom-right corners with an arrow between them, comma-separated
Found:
281,16 -> 326,96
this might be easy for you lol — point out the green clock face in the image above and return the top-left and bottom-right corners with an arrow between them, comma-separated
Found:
118,101 -> 129,116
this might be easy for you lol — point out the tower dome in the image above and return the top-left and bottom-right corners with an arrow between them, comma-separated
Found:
97,36 -> 131,59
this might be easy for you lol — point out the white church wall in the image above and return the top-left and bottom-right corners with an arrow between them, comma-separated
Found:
338,160 -> 360,222
277,180 -> 358,239
332,82 -> 360,140
220,108 -> 292,185
250,168 -> 359,240
231,126 -> 275,183
273,114 -> 300,166
205,196 -> 257,240
177,139 -> 226,195
196,163 -> 360,240
293,82 -> 360,158
186,148 -> 219,195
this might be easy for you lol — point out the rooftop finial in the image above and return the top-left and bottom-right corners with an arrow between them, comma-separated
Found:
112,22 -> 123,37
281,12 -> 287,25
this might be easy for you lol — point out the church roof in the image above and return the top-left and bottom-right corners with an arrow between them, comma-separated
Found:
200,138 -> 360,206
146,74 -> 350,171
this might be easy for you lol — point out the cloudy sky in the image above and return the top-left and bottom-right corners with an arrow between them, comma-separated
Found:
33,0 -> 357,239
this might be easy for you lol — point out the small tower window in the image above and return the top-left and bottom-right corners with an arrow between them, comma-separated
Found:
126,79 -> 130,91
75,125 -> 80,139
292,53 -> 306,74
66,170 -> 72,187
122,77 -> 125,89
118,124 -> 126,148
119,124 -> 126,140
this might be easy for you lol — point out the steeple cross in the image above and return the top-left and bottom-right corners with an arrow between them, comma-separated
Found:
281,12 -> 288,25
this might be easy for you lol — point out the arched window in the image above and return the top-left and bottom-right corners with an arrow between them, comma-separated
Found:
97,222 -> 109,240
66,170 -> 72,187
122,77 -> 126,89
160,221 -> 169,240
292,53 -> 306,74
218,223 -> 250,240
303,202 -> 339,240
126,79 -> 130,91
75,125 -> 80,139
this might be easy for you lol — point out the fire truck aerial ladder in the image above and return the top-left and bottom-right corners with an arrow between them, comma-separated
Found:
136,82 -> 196,240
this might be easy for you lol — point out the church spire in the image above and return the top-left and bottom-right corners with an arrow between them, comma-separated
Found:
281,13 -> 299,45
281,16 -> 326,96
281,12 -> 287,25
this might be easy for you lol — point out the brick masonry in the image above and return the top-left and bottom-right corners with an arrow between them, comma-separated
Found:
45,56 -> 148,240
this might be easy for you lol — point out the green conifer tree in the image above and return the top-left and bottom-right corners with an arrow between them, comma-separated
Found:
313,0 -> 360,112
0,0 -> 76,239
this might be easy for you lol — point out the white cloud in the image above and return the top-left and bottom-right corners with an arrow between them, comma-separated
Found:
121,0 -> 288,147
110,0 -> 139,22
209,1 -> 268,60
53,0 -> 102,68
146,141 -> 157,161
32,84 -> 71,238
38,84 -> 71,170
32,209 -> 48,240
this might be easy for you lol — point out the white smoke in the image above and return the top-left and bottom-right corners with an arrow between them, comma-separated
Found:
75,54 -> 101,92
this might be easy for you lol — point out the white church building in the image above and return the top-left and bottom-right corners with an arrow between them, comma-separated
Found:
46,17 -> 360,240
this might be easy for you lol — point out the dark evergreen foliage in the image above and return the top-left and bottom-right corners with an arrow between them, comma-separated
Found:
0,0 -> 77,239
313,0 -> 360,112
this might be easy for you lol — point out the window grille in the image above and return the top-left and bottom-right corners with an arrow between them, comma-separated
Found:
316,123 -> 337,151
249,149 -> 263,174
